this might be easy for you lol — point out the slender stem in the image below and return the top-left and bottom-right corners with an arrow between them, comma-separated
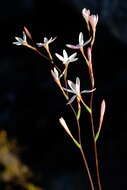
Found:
26,44 -> 50,61
63,67 -> 77,118
46,46 -> 53,62
61,77 -> 95,189
90,92 -> 102,190
76,114 -> 95,190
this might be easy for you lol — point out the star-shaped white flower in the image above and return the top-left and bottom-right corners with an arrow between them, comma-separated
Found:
13,32 -> 27,46
55,49 -> 78,65
66,32 -> 91,49
64,77 -> 95,104
36,37 -> 56,48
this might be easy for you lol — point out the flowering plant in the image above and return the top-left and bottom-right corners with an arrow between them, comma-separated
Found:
13,8 -> 106,190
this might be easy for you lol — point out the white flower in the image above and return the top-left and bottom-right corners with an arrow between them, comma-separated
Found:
55,49 -> 78,65
36,37 -> 56,48
66,32 -> 91,49
13,32 -> 27,46
64,77 -> 95,104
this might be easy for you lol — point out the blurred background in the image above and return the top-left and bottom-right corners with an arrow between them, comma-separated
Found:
0,0 -> 127,189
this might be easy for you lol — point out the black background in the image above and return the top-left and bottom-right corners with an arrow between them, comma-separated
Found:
0,0 -> 127,189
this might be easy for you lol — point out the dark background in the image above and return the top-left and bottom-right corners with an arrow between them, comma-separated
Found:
0,0 -> 127,189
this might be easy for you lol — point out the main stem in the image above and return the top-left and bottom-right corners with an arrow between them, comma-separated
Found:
77,115 -> 95,190
90,92 -> 102,190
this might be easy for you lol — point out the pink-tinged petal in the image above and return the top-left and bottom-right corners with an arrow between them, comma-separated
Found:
24,26 -> 32,40
99,100 -> 106,128
66,44 -> 80,49
89,14 -> 98,31
67,95 -> 76,105
89,61 -> 94,87
87,47 -> 92,62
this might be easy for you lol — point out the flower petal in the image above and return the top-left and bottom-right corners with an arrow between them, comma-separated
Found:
63,88 -> 75,94
23,31 -> 27,42
68,80 -> 76,93
83,37 -> 92,46
36,43 -> 43,47
63,49 -> 68,60
81,88 -> 96,94
44,37 -> 48,43
75,77 -> 80,94
55,53 -> 64,62
66,44 -> 80,49
15,37 -> 23,43
79,32 -> 84,46
67,95 -> 76,105
13,42 -> 22,46
69,52 -> 78,62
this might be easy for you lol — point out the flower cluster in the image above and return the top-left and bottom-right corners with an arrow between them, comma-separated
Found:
13,8 -> 106,190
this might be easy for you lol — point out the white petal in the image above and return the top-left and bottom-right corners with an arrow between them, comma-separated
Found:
69,52 -> 77,62
81,88 -> 96,94
63,49 -> 68,60
66,44 -> 80,49
15,37 -> 23,43
79,32 -> 84,46
44,37 -> 48,43
63,88 -> 75,94
36,43 -> 43,47
55,53 -> 64,62
13,42 -> 22,45
23,31 -> 27,42
68,80 -> 76,93
83,37 -> 92,46
75,77 -> 80,94
67,95 -> 76,105
48,37 -> 53,43
54,67 -> 59,79
70,58 -> 78,62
